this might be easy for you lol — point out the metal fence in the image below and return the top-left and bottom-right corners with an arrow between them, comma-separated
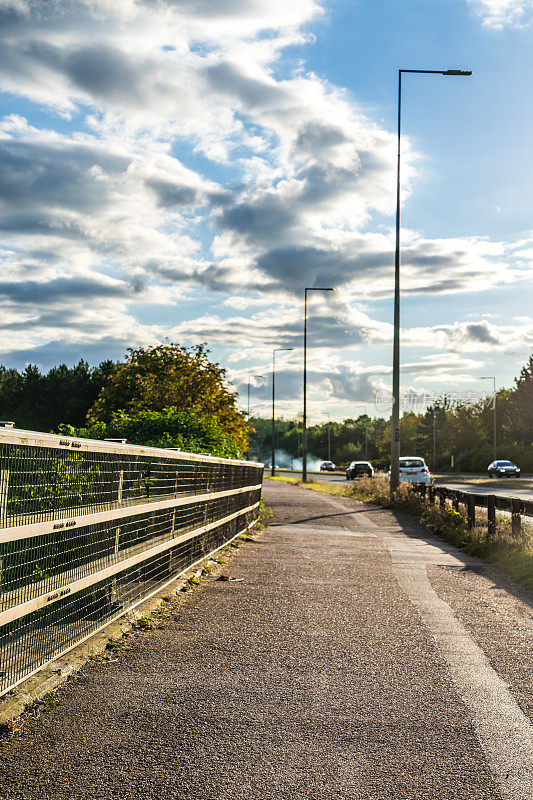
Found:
416,484 -> 533,538
0,427 -> 263,697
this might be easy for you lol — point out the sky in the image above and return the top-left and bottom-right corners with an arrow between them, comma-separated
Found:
0,0 -> 532,423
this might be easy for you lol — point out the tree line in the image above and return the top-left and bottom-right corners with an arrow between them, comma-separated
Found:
250,354 -> 533,473
1,346 -> 531,470
0,344 -> 249,459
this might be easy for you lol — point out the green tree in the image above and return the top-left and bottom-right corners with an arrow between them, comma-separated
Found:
87,344 -> 249,454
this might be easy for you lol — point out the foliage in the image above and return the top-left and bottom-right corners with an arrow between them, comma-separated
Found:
63,406 -> 243,459
86,343 -> 249,454
0,360 -> 117,432
251,351 -> 533,472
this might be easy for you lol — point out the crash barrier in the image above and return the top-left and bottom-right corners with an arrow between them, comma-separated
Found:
414,484 -> 533,538
0,426 -> 263,697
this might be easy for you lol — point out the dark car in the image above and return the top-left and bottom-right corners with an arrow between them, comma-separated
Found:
487,460 -> 521,478
346,460 -> 373,480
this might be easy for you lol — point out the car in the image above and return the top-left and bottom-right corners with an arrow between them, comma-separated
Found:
398,456 -> 431,485
487,460 -> 521,478
320,460 -> 335,471
346,461 -> 373,479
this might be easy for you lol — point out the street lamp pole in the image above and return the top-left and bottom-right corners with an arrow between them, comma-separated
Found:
433,405 -> 437,472
481,376 -> 497,461
390,67 -> 472,496
303,287 -> 334,482
272,349 -> 293,476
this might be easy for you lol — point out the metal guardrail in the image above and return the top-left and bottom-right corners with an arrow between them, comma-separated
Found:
0,427 -> 263,697
416,484 -> 533,538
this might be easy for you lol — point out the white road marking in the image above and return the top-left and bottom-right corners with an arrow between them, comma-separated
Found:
304,492 -> 533,798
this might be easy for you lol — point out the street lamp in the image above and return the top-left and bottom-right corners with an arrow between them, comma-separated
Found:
432,404 -> 437,472
272,348 -> 293,476
390,67 -> 472,495
481,376 -> 497,461
303,287 -> 334,482
247,374 -> 264,416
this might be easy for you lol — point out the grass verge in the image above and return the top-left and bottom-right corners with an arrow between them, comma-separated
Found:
268,476 -> 533,590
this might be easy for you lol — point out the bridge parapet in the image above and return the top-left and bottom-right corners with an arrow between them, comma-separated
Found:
0,426 -> 263,697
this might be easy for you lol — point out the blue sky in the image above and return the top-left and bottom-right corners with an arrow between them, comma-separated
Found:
0,0 -> 532,422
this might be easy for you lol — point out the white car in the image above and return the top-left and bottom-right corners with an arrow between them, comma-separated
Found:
398,457 -> 431,485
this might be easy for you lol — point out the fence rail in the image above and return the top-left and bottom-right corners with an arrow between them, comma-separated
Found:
416,484 -> 533,538
0,427 -> 263,697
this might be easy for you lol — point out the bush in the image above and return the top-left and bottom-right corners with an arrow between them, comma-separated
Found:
61,406 -> 243,459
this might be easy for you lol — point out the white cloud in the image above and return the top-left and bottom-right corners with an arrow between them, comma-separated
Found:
0,0 -> 529,389
467,0 -> 533,27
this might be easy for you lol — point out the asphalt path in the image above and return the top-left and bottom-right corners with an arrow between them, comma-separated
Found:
0,481 -> 531,799
274,469 -> 533,500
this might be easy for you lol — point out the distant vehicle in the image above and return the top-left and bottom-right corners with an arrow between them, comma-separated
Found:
346,461 -> 373,479
320,460 -> 335,471
398,457 -> 431,485
266,463 -> 280,469
487,460 -> 521,478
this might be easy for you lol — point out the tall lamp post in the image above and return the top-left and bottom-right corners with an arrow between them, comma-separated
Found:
272,348 -> 293,476
432,404 -> 437,472
390,67 -> 472,495
481,376 -> 497,461
303,287 -> 334,482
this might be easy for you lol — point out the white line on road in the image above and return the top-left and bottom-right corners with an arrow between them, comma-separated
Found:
389,545 -> 533,800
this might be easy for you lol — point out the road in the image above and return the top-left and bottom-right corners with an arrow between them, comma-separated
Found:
274,469 -> 533,500
0,481 -> 531,799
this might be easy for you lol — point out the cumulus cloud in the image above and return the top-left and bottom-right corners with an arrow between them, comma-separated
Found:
406,318 -> 533,353
0,0 -> 529,391
467,0 -> 533,27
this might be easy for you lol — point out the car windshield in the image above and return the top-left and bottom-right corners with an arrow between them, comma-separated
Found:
399,459 -> 424,468
496,461 -> 513,466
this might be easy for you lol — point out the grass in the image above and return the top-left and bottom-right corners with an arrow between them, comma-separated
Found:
267,475 -> 533,590
432,475 -> 533,490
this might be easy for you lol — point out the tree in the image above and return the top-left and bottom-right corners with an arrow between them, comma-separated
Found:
506,356 -> 533,445
87,343 -> 249,454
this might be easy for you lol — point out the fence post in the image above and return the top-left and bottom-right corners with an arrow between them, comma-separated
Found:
428,485 -> 435,504
467,494 -> 476,531
487,495 -> 496,538
0,469 -> 9,595
110,470 -> 124,604
511,498 -> 522,538
439,488 -> 446,509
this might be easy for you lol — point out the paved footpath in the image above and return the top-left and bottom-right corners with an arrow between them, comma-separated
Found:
0,481 -> 532,799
